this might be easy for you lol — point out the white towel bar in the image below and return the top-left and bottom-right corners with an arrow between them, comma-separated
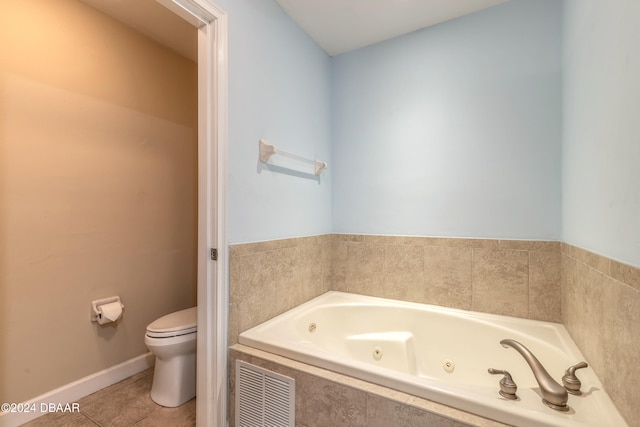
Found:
259,139 -> 328,175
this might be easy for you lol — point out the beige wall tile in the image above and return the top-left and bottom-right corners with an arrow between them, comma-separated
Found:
332,234 -> 366,242
499,240 -> 560,252
564,244 -> 610,275
562,248 -> 640,426
228,301 -> 240,346
299,242 -> 326,300
328,241 -> 348,292
346,242 -> 384,296
296,235 -> 325,246
560,254 -> 579,337
322,241 -> 333,290
529,251 -> 561,322
366,394 -> 465,427
578,268 -> 607,373
274,246 -> 302,313
365,235 -> 406,244
318,234 -> 334,243
423,246 -> 472,310
229,250 -> 277,343
561,254 -> 590,349
403,236 -> 450,247
228,236 -> 339,345
381,245 -> 425,302
296,373 -> 368,426
602,280 -> 640,424
382,271 -> 426,302
472,249 -> 529,317
446,238 -> 500,249
385,244 -> 424,272
610,259 -> 640,291
229,251 -> 277,302
235,279 -> 278,339
229,239 -> 318,344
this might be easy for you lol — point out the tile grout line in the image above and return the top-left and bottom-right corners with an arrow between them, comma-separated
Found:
470,248 -> 475,311
80,411 -> 102,427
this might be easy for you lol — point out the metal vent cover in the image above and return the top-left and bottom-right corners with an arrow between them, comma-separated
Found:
236,360 -> 295,427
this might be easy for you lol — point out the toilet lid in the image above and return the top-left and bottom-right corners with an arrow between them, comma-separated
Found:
146,307 -> 197,338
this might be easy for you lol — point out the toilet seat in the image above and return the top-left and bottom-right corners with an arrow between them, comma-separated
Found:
146,307 -> 196,338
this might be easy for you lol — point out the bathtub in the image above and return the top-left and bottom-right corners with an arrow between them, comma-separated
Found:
238,291 -> 627,427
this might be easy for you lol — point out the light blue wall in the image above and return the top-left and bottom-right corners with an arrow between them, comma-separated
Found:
221,0 -> 570,245
563,0 -> 640,267
331,1 -> 563,239
217,0 -> 332,244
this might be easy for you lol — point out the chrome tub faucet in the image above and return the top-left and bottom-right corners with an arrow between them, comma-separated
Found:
500,339 -> 569,411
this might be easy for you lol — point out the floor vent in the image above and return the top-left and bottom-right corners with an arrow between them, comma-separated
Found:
236,360 -> 295,427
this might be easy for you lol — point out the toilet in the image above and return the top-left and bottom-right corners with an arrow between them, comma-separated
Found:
144,307 -> 197,407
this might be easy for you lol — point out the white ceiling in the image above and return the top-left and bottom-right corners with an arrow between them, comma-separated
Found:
80,0 -> 509,60
275,0 -> 509,56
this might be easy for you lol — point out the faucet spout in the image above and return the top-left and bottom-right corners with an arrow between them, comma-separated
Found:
500,339 -> 568,411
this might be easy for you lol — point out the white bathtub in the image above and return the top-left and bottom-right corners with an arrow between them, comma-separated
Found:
239,292 -> 627,427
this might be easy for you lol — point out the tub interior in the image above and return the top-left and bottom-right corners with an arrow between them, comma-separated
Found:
291,302 -> 570,387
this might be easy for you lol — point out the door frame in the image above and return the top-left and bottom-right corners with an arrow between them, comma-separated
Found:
158,1 -> 228,426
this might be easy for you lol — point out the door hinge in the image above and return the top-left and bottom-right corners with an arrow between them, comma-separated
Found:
210,248 -> 218,261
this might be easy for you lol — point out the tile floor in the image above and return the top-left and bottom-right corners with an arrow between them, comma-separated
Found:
22,369 -> 195,427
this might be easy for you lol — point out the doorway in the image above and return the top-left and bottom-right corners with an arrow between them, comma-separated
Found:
85,0 -> 228,427
157,1 -> 228,426
0,0 -> 228,425
72,1 -> 228,424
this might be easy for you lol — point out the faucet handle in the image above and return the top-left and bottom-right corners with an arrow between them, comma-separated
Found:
562,361 -> 588,395
488,368 -> 518,400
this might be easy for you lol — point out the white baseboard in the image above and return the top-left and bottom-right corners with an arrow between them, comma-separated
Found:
0,353 -> 154,427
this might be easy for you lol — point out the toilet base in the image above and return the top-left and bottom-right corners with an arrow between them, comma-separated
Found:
150,352 -> 196,407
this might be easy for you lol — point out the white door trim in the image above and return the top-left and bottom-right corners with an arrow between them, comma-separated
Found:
159,1 -> 228,426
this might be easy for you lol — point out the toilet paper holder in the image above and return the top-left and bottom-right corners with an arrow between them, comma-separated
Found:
91,296 -> 124,323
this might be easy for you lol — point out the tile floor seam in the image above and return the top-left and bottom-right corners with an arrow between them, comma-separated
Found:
80,411 -> 102,426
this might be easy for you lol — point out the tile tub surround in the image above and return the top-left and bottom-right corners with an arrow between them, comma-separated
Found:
330,235 -> 561,321
229,235 -> 639,425
561,244 -> 640,425
230,344 -> 506,427
229,235 -> 333,345
229,234 -> 561,344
